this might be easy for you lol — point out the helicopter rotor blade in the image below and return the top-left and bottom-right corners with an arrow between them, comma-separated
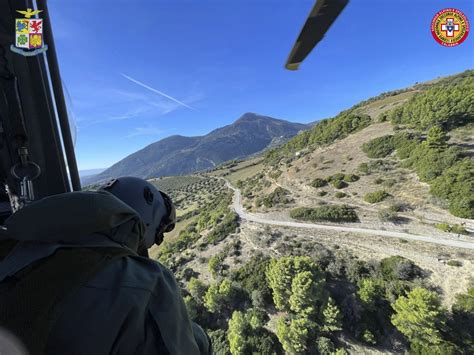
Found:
285,0 -> 349,70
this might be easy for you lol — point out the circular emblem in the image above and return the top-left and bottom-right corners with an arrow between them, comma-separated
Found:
431,8 -> 470,47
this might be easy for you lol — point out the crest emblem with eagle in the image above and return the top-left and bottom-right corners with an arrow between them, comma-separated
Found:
10,8 -> 48,56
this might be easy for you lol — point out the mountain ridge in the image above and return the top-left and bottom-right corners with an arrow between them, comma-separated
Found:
84,113 -> 309,185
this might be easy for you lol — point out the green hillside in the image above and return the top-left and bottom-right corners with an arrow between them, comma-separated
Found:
265,70 -> 474,218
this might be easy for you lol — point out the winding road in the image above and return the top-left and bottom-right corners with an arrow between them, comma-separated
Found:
224,181 -> 474,250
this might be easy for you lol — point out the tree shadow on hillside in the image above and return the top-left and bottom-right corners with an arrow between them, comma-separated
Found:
393,216 -> 411,225
455,143 -> 474,157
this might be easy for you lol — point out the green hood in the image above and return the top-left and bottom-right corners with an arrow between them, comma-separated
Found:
4,191 -> 145,251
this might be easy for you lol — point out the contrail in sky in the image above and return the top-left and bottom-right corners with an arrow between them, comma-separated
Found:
120,73 -> 195,110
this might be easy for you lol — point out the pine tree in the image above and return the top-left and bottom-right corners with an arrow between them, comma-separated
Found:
391,287 -> 446,345
426,126 -> 448,149
188,277 -> 207,301
228,311 -> 248,355
266,256 -> 323,312
357,278 -> 385,311
289,271 -> 325,316
203,283 -> 221,313
276,316 -> 315,354
203,279 -> 234,313
322,297 -> 342,332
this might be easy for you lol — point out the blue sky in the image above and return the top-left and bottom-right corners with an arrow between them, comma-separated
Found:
47,0 -> 473,170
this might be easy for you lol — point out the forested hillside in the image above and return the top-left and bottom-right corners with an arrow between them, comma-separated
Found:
266,70 -> 474,219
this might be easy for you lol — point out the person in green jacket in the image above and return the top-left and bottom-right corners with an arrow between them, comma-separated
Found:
0,177 -> 211,355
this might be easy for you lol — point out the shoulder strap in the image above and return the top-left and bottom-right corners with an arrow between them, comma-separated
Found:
0,245 -> 135,355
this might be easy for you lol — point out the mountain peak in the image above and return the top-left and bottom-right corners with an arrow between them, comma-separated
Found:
86,113 -> 309,184
236,112 -> 264,122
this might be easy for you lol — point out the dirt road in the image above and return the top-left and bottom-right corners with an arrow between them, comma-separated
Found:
225,181 -> 474,250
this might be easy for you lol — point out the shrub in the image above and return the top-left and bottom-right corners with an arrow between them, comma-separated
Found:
447,260 -> 462,267
378,112 -> 388,122
393,132 -> 421,159
331,180 -> 348,189
435,223 -> 451,232
389,203 -> 406,212
436,223 -> 468,235
346,258 -> 370,283
251,290 -> 266,309
358,163 -> 369,174
383,178 -> 397,188
380,256 -> 422,281
206,211 -> 239,244
452,283 -> 474,316
188,278 -> 208,300
335,192 -> 347,198
362,135 -> 396,158
378,209 -> 399,222
358,278 -> 385,311
318,191 -> 328,197
260,187 -> 293,208
364,190 -> 390,203
327,173 -> 346,182
362,330 -> 377,345
208,253 -> 226,278
310,178 -> 327,188
450,224 -> 469,235
269,169 -> 282,179
367,159 -> 394,172
316,337 -> 335,354
344,174 -> 360,182
233,254 -> 273,305
208,329 -> 230,355
290,205 -> 359,223
384,280 -> 412,304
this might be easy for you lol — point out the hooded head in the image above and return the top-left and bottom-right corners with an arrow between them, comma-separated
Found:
99,177 -> 175,248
